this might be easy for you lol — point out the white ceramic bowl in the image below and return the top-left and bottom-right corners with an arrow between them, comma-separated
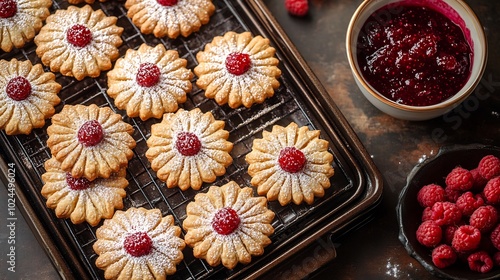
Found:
346,0 -> 487,121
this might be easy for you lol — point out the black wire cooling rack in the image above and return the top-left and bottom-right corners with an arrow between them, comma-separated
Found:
0,0 -> 372,279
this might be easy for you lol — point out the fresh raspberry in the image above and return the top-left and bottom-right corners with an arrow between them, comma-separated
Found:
65,173 -> 91,190
467,251 -> 494,273
456,191 -> 485,216
483,177 -> 500,205
469,205 -> 498,233
470,168 -> 488,191
123,232 -> 153,257
175,132 -> 201,156
422,207 -> 433,221
444,186 -> 461,203
78,120 -> 104,147
66,24 -> 92,48
156,0 -> 177,6
490,224 -> 500,250
430,201 -> 462,226
416,220 -> 442,247
212,207 -> 240,235
0,0 -> 17,19
431,244 -> 457,268
417,184 -> 445,208
443,225 -> 459,245
285,0 -> 309,17
452,225 -> 481,252
478,155 -> 500,180
225,52 -> 252,76
6,76 -> 32,101
278,147 -> 307,173
493,251 -> 500,266
446,166 -> 474,191
136,63 -> 161,87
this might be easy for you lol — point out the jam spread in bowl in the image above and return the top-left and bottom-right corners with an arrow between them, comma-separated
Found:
357,5 -> 472,107
346,0 -> 487,120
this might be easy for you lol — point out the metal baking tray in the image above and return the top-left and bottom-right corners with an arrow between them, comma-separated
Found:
0,0 -> 383,279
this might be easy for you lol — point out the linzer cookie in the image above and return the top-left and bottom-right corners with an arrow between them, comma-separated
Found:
93,207 -> 185,279
47,104 -> 136,181
125,0 -> 215,39
107,43 -> 193,120
245,122 -> 335,206
34,5 -> 123,81
41,157 -> 128,226
146,108 -> 233,190
183,181 -> 275,269
0,0 -> 51,52
194,31 -> 282,108
0,59 -> 61,135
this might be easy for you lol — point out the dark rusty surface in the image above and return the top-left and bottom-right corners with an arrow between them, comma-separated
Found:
2,1 -> 499,279
264,0 -> 500,279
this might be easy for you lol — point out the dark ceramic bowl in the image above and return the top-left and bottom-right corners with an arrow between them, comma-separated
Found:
397,143 -> 500,279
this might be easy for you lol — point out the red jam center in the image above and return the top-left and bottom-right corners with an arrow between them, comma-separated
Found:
0,0 -> 17,18
77,120 -> 104,147
66,24 -> 93,48
278,147 -> 306,173
136,63 -> 161,87
225,52 -> 252,76
66,173 -> 92,191
123,232 -> 153,257
156,0 -> 178,6
212,207 -> 240,235
356,5 -> 472,106
6,76 -> 31,101
175,132 -> 201,156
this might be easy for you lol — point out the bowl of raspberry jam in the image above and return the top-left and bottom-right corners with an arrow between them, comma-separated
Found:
397,143 -> 500,279
346,0 -> 487,121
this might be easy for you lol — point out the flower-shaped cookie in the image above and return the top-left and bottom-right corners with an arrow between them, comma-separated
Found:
41,157 -> 128,226
34,5 -> 123,81
93,207 -> 185,279
245,122 -> 335,206
125,0 -> 215,39
183,181 -> 275,269
146,108 -> 233,190
0,0 -> 51,52
47,104 -> 136,181
194,31 -> 282,108
0,59 -> 61,135
107,43 -> 193,120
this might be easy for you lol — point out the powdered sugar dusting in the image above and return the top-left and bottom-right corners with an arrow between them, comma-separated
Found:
94,208 -> 184,277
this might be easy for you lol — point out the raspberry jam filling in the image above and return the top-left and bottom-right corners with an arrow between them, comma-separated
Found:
123,232 -> 153,257
212,207 -> 240,235
156,0 -> 178,6
66,24 -> 93,48
356,5 -> 472,106
136,63 -> 161,87
225,52 -> 252,76
175,132 -> 201,156
278,147 -> 306,173
78,120 -> 104,147
0,0 -> 17,19
66,173 -> 92,191
6,76 -> 32,101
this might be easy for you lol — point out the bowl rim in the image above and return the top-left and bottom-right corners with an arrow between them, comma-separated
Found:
346,0 -> 488,113
397,143 -> 500,279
